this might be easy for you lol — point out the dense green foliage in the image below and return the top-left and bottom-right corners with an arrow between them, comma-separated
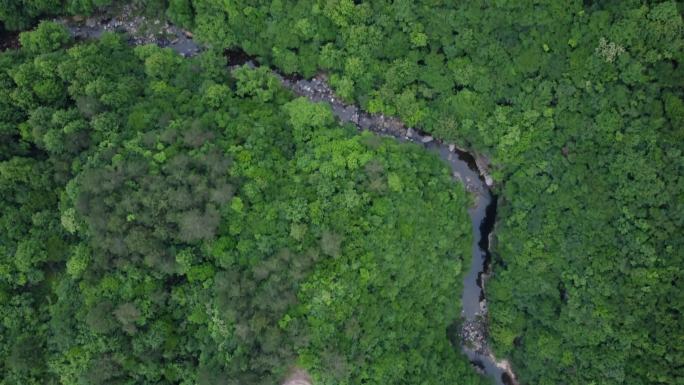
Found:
166,1 -> 684,384
3,1 -> 684,384
0,24 -> 485,385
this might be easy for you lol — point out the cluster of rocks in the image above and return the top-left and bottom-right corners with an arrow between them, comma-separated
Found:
461,316 -> 490,355
287,74 -> 430,138
283,74 -> 496,189
59,4 -> 201,57
462,314 -> 520,385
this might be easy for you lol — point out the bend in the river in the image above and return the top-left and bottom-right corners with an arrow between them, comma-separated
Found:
276,69 -> 518,385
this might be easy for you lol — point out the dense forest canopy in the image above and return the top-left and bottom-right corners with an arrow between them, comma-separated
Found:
170,1 -> 683,384
0,24 -> 485,385
1,1 -> 683,385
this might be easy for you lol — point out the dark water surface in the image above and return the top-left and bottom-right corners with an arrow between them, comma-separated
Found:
0,28 -> 19,51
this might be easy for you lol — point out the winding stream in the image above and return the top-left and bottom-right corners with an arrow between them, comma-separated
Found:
279,72 -> 517,385
55,14 -> 517,385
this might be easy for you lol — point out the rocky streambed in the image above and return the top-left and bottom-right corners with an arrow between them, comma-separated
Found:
59,4 -> 201,57
50,11 -> 518,384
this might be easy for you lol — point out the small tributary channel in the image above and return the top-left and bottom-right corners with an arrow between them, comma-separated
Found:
44,15 -> 518,384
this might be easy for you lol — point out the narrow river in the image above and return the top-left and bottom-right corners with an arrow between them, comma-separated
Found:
60,16 -> 518,385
